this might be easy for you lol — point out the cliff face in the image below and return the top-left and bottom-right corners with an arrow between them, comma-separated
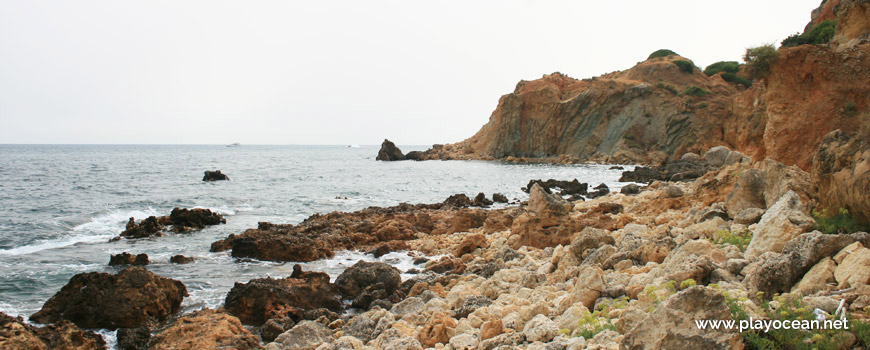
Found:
437,0 -> 870,170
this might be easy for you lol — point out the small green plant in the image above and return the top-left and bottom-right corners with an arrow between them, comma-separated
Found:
673,60 -> 695,74
781,20 -> 837,47
655,83 -> 678,95
812,208 -> 870,234
744,44 -> 779,79
698,102 -> 708,109
574,296 -> 628,338
721,72 -> 753,88
683,86 -> 709,97
714,229 -> 753,252
679,279 -> 697,290
854,319 -> 870,347
845,101 -> 858,117
648,49 -> 678,60
704,61 -> 740,76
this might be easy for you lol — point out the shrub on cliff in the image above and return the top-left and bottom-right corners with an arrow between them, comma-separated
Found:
721,72 -> 752,88
683,86 -> 709,97
703,61 -> 740,76
781,20 -> 837,47
648,49 -> 678,60
743,44 -> 779,79
672,60 -> 694,74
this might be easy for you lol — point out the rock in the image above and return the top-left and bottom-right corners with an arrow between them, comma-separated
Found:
572,266 -> 605,310
272,320 -> 333,350
588,183 -> 610,198
404,151 -> 425,161
371,328 -> 424,350
724,151 -> 750,166
202,170 -> 230,181
120,216 -> 170,238
834,246 -> 870,288
341,308 -> 393,344
523,179 -> 588,196
30,267 -> 187,329
663,185 -> 684,198
493,193 -> 509,203
569,227 -> 615,259
792,257 -> 837,295
149,309 -> 261,350
478,332 -> 524,350
812,129 -> 870,223
480,319 -> 504,340
168,208 -> 227,232
620,183 -> 641,195
417,312 -> 456,348
448,333 -> 479,350
704,146 -> 732,167
391,297 -> 424,318
472,193 -> 494,207
724,169 -> 766,218
225,268 -> 342,326
528,183 -> 571,216
734,208 -> 765,225
622,286 -> 742,349
619,167 -> 663,183
261,318 -> 295,343
117,327 -> 150,350
318,336 -> 364,350
444,194 -> 472,207
450,296 -> 492,319
744,191 -> 814,258
523,314 -> 559,343
108,252 -> 149,266
170,254 -> 195,264
376,139 -> 406,161
334,261 -> 401,307
681,152 -> 701,162
0,312 -> 106,350
455,234 -> 487,257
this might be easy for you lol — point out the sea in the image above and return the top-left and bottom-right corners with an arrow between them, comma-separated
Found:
0,144 -> 632,345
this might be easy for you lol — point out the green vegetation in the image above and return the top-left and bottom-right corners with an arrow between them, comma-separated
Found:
812,208 -> 870,234
855,319 -> 870,347
782,20 -> 837,47
673,60 -> 694,74
744,45 -> 779,79
704,61 -> 740,76
714,229 -> 753,252
655,82 -> 678,95
683,86 -> 709,97
648,49 -> 679,60
721,72 -> 753,88
698,102 -> 708,109
845,101 -> 858,117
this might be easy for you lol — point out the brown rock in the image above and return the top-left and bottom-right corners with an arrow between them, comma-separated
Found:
0,312 -> 106,350
108,252 -> 149,266
170,255 -> 195,264
149,309 -> 261,350
528,183 -> 571,216
376,139 -> 406,161
202,170 -> 229,181
480,319 -> 504,340
224,268 -> 341,326
30,267 -> 187,330
417,312 -> 456,347
834,246 -> 870,288
792,257 -> 837,295
455,234 -> 487,257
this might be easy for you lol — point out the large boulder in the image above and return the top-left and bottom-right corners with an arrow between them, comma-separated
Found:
149,309 -> 261,350
704,146 -> 732,167
812,129 -> 870,223
622,286 -> 743,349
376,139 -> 406,161
334,261 -> 401,309
225,267 -> 342,326
724,169 -> 766,218
30,267 -> 187,329
744,191 -> 814,258
202,170 -> 230,181
527,183 -> 571,216
0,312 -> 106,350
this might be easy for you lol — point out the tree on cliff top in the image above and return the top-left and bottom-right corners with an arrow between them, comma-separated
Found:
743,44 -> 779,79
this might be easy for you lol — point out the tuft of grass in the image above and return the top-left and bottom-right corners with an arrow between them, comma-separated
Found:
573,296 -> 627,338
812,208 -> 870,234
673,60 -> 695,74
714,229 -> 753,252
683,86 -> 709,97
648,49 -> 678,60
704,61 -> 740,76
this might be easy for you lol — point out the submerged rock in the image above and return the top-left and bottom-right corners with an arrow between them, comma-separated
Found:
30,267 -> 187,330
376,139 -> 406,161
202,170 -> 229,181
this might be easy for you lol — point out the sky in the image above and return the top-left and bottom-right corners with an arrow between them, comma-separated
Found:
0,0 -> 821,145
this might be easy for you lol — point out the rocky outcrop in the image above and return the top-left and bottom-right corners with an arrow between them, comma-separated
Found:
108,252 -> 149,266
334,261 -> 402,309
812,129 -> 870,222
619,158 -> 713,183
120,208 -> 226,238
522,179 -> 588,196
149,309 -> 261,350
202,170 -> 229,181
376,139 -> 406,161
170,254 -> 195,264
225,266 -> 342,326
832,0 -> 870,44
0,312 -> 106,350
30,267 -> 187,329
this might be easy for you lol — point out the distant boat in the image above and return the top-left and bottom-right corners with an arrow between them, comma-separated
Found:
227,143 -> 241,147
348,144 -> 361,148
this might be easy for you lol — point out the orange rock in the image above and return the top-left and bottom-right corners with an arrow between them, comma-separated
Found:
455,234 -> 488,257
417,313 -> 457,347
480,319 -> 504,340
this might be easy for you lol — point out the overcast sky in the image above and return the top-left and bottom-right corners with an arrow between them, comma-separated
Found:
0,0 -> 820,145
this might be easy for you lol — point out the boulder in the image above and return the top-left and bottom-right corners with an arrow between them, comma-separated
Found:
620,183 -> 641,195
471,193 -> 494,207
149,309 -> 261,350
341,307 -> 394,344
417,312 -> 456,348
30,267 -> 186,330
588,183 -> 611,198
569,227 -> 615,259
622,286 -> 742,349
523,314 -> 559,343
108,252 -> 149,266
480,319 -> 504,341
376,139 -> 406,161
523,179 -> 588,196
792,257 -> 837,295
744,191 -> 814,258
492,193 -> 509,203
450,296 -> 492,319
225,268 -> 342,326
168,208 -> 227,231
117,327 -> 150,350
704,146 -> 732,167
443,193 -> 472,207
202,170 -> 229,181
334,261 -> 401,309
271,320 -> 333,350
681,152 -> 701,162
734,208 -> 765,225
455,234 -> 487,257
528,183 -> 571,216
619,167 -> 663,183
261,317 -> 295,342
170,255 -> 195,264
0,312 -> 106,350
724,169 -> 766,218
834,246 -> 870,288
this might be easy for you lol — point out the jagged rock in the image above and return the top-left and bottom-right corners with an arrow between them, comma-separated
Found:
261,318 -> 295,343
30,267 -> 187,329
472,193 -> 493,207
528,183 -> 571,216
202,170 -> 229,181
478,332 -> 524,350
368,240 -> 410,258
569,227 -> 616,259
663,185 -> 684,198
455,234 -> 487,257
619,167 -> 663,183
523,314 -> 559,343
404,150 -> 425,161
492,193 -> 509,203
225,267 -> 341,326
318,336 -> 364,350
271,320 -> 332,350
744,191 -> 814,258
724,150 -> 750,166
792,257 -> 837,295
149,309 -> 261,350
734,208 -> 765,225
704,146 -> 732,167
623,286 -> 742,349
587,184 -> 610,198
0,312 -> 106,350
417,313 -> 457,348
523,179 -> 588,196
376,139 -> 406,161
120,208 -> 225,238
834,245 -> 870,288
117,327 -> 150,350
170,255 -> 195,264
341,308 -> 394,344
108,252 -> 149,266
620,183 -> 641,195
450,296 -> 491,319
443,194 -> 472,207
812,129 -> 870,223
480,319 -> 504,341
448,333 -> 478,350
334,261 -> 401,309
120,216 -> 170,238
725,169 -> 766,218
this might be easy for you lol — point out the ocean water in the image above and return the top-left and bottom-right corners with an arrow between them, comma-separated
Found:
0,145 -> 632,327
